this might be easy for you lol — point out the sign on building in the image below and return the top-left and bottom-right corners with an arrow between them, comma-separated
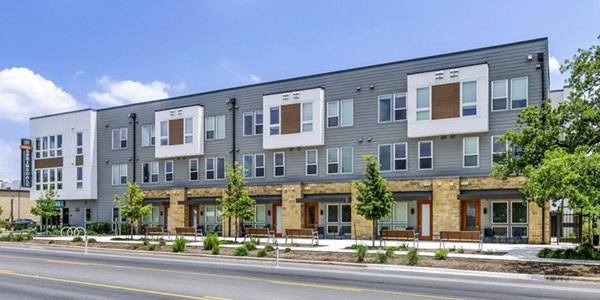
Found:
20,138 -> 32,188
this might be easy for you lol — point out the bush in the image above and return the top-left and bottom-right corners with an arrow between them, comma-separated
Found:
211,245 -> 220,255
147,244 -> 156,251
87,238 -> 97,243
72,236 -> 83,242
0,220 -> 10,230
434,249 -> 449,260
264,244 -> 275,252
159,238 -> 166,246
48,240 -> 55,244
234,246 -> 249,256
257,249 -> 268,257
375,249 -> 396,264
284,247 -> 291,253
243,242 -> 257,251
458,246 -> 465,254
537,242 -> 599,260
86,222 -> 112,235
142,238 -> 149,246
355,244 -> 368,262
203,233 -> 220,250
171,236 -> 187,253
387,246 -> 400,251
537,248 -> 553,258
404,248 -> 419,266
250,237 -> 260,245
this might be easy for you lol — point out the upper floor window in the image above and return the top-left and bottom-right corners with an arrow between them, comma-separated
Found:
111,164 -> 127,185
394,143 -> 408,171
243,112 -> 254,136
243,154 -> 254,178
418,141 -> 433,170
463,137 -> 479,168
76,132 -> 83,155
274,152 -> 285,177
461,81 -> 477,116
205,116 -> 226,140
254,111 -> 263,135
255,153 -> 265,178
301,102 -> 313,132
306,149 -> 318,176
378,94 -> 392,123
160,121 -> 168,146
165,160 -> 174,182
511,77 -> 528,109
205,157 -> 225,180
269,107 -> 280,135
327,101 -> 339,127
36,134 -> 63,158
416,87 -> 431,121
189,159 -> 199,181
112,128 -> 127,150
492,136 -> 508,164
378,144 -> 392,172
184,118 -> 193,144
141,124 -> 155,147
328,99 -> 354,127
491,80 -> 508,111
142,162 -> 159,183
35,167 -> 63,191
76,166 -> 83,189
394,93 -> 407,121
327,147 -> 353,174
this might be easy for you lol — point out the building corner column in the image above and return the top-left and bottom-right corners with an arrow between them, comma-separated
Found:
432,178 -> 460,240
528,201 -> 551,244
350,182 -> 373,240
169,188 -> 188,234
281,184 -> 302,236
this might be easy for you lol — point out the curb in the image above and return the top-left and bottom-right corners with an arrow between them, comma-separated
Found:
545,275 -> 600,283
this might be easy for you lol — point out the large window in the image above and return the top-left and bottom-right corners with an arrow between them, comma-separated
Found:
302,102 -> 313,132
205,116 -> 226,140
394,143 -> 408,171
463,137 -> 479,168
36,167 -> 63,191
378,94 -> 392,123
165,160 -> 174,182
142,124 -> 155,147
245,205 -> 267,227
76,132 -> 83,154
491,200 -> 528,237
76,166 -> 83,189
111,164 -> 127,185
306,149 -> 318,176
326,204 -> 352,235
205,205 -> 223,233
327,101 -> 339,127
255,154 -> 265,178
327,147 -> 352,174
461,81 -> 477,116
254,111 -> 263,135
378,144 -> 392,172
512,202 -> 528,224
379,202 -> 408,230
142,162 -> 159,183
511,77 -> 528,109
243,112 -> 254,136
274,152 -> 285,177
418,141 -> 433,170
269,107 -> 280,135
416,87 -> 431,121
491,202 -> 508,223
394,93 -> 407,121
160,121 -> 168,146
341,147 -> 353,174
184,118 -> 193,144
243,154 -> 254,178
492,136 -> 508,164
36,134 -> 63,158
112,128 -> 127,150
327,148 -> 339,174
205,157 -> 225,180
491,80 -> 508,111
340,99 -> 353,126
189,159 -> 199,181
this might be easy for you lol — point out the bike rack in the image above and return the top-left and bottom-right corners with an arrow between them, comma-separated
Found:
61,226 -> 88,254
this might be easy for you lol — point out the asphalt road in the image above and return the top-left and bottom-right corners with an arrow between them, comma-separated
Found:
0,244 -> 598,300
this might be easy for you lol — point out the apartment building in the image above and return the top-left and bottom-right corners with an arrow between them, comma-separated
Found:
30,37 -> 552,243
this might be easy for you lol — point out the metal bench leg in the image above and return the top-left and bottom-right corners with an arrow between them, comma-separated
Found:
285,236 -> 288,244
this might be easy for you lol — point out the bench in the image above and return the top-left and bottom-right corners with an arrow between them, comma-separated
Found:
439,231 -> 483,251
243,228 -> 274,243
175,227 -> 202,242
285,228 -> 318,245
380,229 -> 419,248
145,226 -> 168,240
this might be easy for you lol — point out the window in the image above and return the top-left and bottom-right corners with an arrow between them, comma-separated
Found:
327,148 -> 339,174
511,77 -> 528,109
205,205 -> 223,232
341,147 -> 353,174
42,136 -> 48,157
491,79 -> 508,111
255,205 -> 266,224
243,154 -> 254,178
216,157 -> 225,179
326,147 -> 352,174
327,204 -> 339,223
512,202 -> 528,224
205,116 -> 225,140
85,208 -> 92,223
76,132 -> 83,154
378,144 -> 392,172
394,143 -> 408,171
491,202 -> 508,223
416,87 -> 430,121
112,164 -> 127,185
189,159 -> 198,181
274,152 -> 285,177
254,111 -> 263,135
216,116 -> 225,139
461,81 -> 477,116
301,102 -> 313,132
117,128 -> 127,149
76,167 -> 83,189
205,117 -> 214,140
37,134 -> 63,157
205,157 -> 225,180
255,154 -> 265,178
142,124 -> 155,147
327,204 -> 352,235
379,202 -> 408,229
418,141 -> 433,170
165,160 -> 174,182
37,167 -> 62,191
378,94 -> 392,122
340,99 -> 353,126
243,112 -> 254,136
160,121 -> 168,146
205,158 -> 214,180
394,202 -> 408,224
184,118 -> 193,144
269,107 -> 280,135
492,136 -> 508,164
142,162 -> 159,183
394,93 -> 407,121
306,149 -> 318,176
327,101 -> 339,127
463,137 -> 479,168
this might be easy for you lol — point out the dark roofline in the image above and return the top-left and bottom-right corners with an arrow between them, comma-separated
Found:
154,104 -> 204,112
30,108 -> 96,120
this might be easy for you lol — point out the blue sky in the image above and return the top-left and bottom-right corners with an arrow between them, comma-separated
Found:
0,0 -> 598,180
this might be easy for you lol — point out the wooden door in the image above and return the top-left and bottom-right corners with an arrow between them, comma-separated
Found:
304,203 -> 318,230
417,201 -> 432,241
461,200 -> 481,232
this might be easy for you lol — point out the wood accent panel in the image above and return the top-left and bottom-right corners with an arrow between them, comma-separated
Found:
280,103 -> 301,134
75,155 -> 84,166
35,157 -> 63,169
431,83 -> 460,120
169,118 -> 184,145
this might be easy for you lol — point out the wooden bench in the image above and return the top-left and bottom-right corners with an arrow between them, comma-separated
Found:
145,226 -> 167,240
243,228 -> 274,243
380,229 -> 419,248
285,228 -> 318,245
439,231 -> 483,251
175,227 -> 202,242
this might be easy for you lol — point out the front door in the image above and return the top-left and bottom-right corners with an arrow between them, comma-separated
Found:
62,208 -> 69,226
417,201 -> 432,241
272,203 -> 283,237
462,200 -> 481,232
305,203 -> 318,229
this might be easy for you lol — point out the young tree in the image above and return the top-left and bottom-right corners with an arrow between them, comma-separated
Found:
218,162 -> 255,243
353,154 -> 394,246
31,188 -> 61,235
113,182 -> 151,239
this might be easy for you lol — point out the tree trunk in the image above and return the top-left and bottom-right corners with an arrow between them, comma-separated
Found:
45,218 -> 48,236
234,217 -> 238,243
372,220 -> 377,247
130,220 -> 134,240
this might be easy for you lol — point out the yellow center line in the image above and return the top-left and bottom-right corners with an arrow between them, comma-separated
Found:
0,269 -> 225,300
0,254 -> 462,300
46,259 -> 89,266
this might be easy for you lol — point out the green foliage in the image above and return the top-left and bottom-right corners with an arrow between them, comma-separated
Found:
386,246 -> 400,251
0,205 -> 2,216
263,244 -> 275,252
354,244 -> 368,262
250,237 -> 260,245
404,248 -> 419,266
375,249 -> 395,264
158,238 -> 166,246
203,233 -> 220,250
72,236 -> 83,242
434,248 -> 449,260
211,245 -> 220,255
0,220 -> 9,230
243,241 -> 257,251
113,182 -> 151,238
284,247 -> 291,253
353,155 -> 394,246
234,246 -> 249,256
257,249 -> 268,257
48,240 -> 55,244
218,162 -> 255,242
142,238 -> 149,246
88,238 -> 97,243
458,246 -> 465,254
146,244 -> 156,251
171,236 -> 187,253
86,222 -> 112,234
31,188 -> 61,235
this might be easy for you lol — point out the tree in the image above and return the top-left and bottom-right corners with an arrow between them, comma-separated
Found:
218,162 -> 255,243
0,205 -> 3,217
31,188 -> 61,235
353,154 -> 394,247
113,182 -> 151,239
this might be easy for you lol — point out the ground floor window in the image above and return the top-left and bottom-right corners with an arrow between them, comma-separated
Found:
143,206 -> 160,226
491,200 -> 528,237
244,204 -> 267,228
326,203 -> 351,236
205,205 -> 222,233
379,202 -> 409,230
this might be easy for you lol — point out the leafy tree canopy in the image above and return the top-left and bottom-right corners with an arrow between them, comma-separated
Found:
218,162 -> 255,242
114,182 -> 151,237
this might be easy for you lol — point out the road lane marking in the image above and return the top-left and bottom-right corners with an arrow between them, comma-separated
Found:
46,259 -> 89,266
0,269 -> 227,300
268,280 -> 363,292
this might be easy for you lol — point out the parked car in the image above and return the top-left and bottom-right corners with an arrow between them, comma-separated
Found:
10,219 -> 37,229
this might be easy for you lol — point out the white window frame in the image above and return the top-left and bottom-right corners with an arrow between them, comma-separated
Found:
378,144 -> 392,172
416,87 -> 431,121
254,153 -> 265,178
393,93 -> 407,121
112,164 -> 127,186
216,157 -> 226,180
340,99 -> 353,127
326,148 -> 339,175
306,149 -> 318,176
378,94 -> 392,123
243,112 -> 254,136
184,118 -> 193,144
463,137 -> 479,168
511,201 -> 528,224
205,117 -> 215,140
273,152 -> 285,177
189,159 -> 199,181
165,160 -> 174,182
301,102 -> 313,133
461,81 -> 478,117
142,162 -> 159,184
243,154 -> 254,179
491,79 -> 509,112
205,157 -> 215,181
76,132 -> 83,155
491,135 -> 509,166
216,115 -> 226,139
76,166 -> 83,189
254,110 -> 263,135
112,129 -> 127,150
160,121 -> 168,146
340,147 -> 353,174
120,128 -> 127,149
326,101 -> 339,128
418,140 -> 433,170
510,77 -> 528,110
269,107 -> 280,136
491,201 -> 509,224
393,142 -> 408,171
141,124 -> 155,147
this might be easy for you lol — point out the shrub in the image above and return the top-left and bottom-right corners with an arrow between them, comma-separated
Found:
159,238 -> 166,246
250,237 -> 260,245
375,249 -> 396,264
203,233 -> 220,250
147,244 -> 156,251
347,244 -> 361,250
458,246 -> 465,254
575,242 -> 596,259
399,243 -> 410,250
72,236 -> 83,242
211,245 -> 220,255
449,246 -> 456,252
257,249 -> 268,257
48,240 -> 55,244
404,248 -> 419,266
86,222 -> 112,235
562,248 -> 576,259
284,247 -> 291,253
434,249 -> 449,260
264,244 -> 275,252
243,242 -> 257,251
234,246 -> 249,256
142,238 -> 149,246
537,248 -> 553,258
0,220 -> 10,230
387,246 -> 400,251
355,244 -> 368,262
171,236 -> 187,253
549,249 -> 565,259
87,238 -> 97,243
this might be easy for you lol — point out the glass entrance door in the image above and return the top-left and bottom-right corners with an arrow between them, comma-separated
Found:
305,203 -> 318,229
462,200 -> 480,231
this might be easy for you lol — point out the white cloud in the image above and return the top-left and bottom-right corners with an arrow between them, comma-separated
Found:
0,67 -> 82,122
0,138 -> 19,180
549,56 -> 561,74
74,70 -> 85,76
220,59 -> 262,84
88,76 -> 178,106
249,74 -> 261,83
